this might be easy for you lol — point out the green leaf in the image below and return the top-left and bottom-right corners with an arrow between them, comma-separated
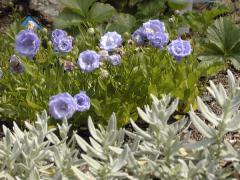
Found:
98,78 -> 107,91
199,18 -> 240,69
91,99 -> 103,117
54,8 -> 84,29
26,96 -> 42,110
168,0 -> 189,10
59,0 -> 96,15
89,2 -> 116,23
107,13 -> 136,33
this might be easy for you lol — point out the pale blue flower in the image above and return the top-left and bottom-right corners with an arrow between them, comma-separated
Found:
168,38 -> 192,61
77,50 -> 100,72
108,54 -> 121,66
149,33 -> 169,49
53,36 -> 73,53
99,32 -> 122,51
142,19 -> 166,39
51,29 -> 67,45
132,28 -> 145,46
74,91 -> 91,112
15,30 -> 40,58
49,93 -> 76,120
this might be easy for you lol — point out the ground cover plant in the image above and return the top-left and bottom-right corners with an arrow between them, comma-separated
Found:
0,15 -> 215,127
0,70 -> 240,179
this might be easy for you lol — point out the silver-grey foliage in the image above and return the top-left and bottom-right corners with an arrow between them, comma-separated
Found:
0,69 -> 240,179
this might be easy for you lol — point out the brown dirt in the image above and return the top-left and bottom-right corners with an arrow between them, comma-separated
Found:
187,66 -> 240,150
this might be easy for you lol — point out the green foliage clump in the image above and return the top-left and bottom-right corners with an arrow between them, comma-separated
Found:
0,18 -> 210,127
199,17 -> 240,69
55,0 -> 136,34
0,70 -> 240,179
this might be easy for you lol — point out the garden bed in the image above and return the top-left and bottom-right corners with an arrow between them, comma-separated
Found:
1,0 -> 240,179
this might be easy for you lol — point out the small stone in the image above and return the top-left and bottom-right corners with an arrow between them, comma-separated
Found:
29,0 -> 63,21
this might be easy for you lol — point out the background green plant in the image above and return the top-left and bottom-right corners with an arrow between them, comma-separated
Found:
55,0 -> 197,35
199,17 -> 240,70
55,0 -> 137,34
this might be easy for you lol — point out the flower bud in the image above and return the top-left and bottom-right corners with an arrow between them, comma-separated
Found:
87,28 -> 95,35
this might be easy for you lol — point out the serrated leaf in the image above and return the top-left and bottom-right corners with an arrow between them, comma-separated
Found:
199,18 -> 240,69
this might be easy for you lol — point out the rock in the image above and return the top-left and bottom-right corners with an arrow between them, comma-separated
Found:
29,0 -> 63,21
0,0 -> 13,10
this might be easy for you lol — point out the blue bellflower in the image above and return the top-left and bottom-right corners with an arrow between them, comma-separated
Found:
99,32 -> 122,52
77,50 -> 100,73
168,38 -> 192,61
49,93 -> 76,120
74,91 -> 91,112
15,30 -> 40,58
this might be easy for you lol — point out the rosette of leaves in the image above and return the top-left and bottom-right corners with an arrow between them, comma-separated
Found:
187,70 -> 240,177
125,94 -> 191,179
74,114 -> 133,179
198,17 -> 240,69
55,0 -> 136,33
0,111 -> 83,179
